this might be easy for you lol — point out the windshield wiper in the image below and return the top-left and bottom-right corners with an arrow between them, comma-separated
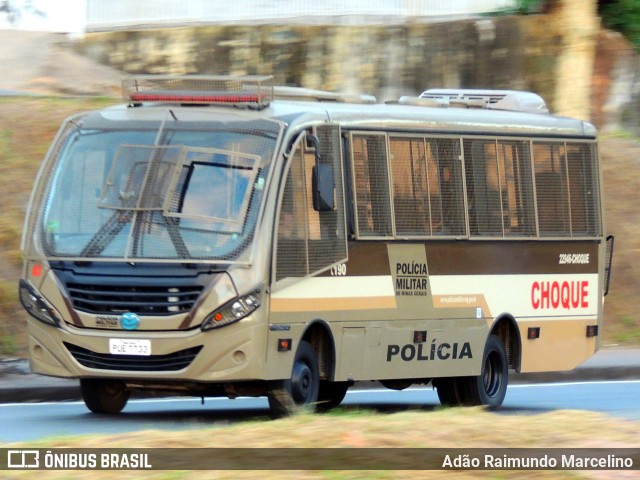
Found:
80,210 -> 192,259
130,212 -> 192,259
81,210 -> 133,257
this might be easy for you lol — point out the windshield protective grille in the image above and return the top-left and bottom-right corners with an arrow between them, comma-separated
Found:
30,115 -> 281,263
99,145 -> 259,229
99,145 -> 182,211
76,144 -> 260,260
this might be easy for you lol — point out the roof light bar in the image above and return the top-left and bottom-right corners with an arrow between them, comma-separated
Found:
122,75 -> 274,108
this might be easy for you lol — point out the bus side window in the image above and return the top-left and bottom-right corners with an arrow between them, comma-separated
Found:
464,140 -> 503,236
388,137 -> 465,237
389,137 -> 431,236
351,134 -> 393,237
533,142 -> 571,237
275,144 -> 308,281
463,139 -> 535,238
497,141 -> 535,237
566,143 -> 601,236
432,139 -> 465,236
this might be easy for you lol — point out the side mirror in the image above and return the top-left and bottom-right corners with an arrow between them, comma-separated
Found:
312,163 -> 335,211
308,135 -> 335,212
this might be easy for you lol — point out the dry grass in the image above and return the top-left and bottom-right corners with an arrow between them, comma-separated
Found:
0,96 -> 116,263
0,96 -> 117,355
1,408 -> 639,479
599,136 -> 640,345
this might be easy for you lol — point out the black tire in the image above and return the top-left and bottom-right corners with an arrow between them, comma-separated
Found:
458,335 -> 508,409
434,377 -> 459,406
316,381 -> 350,412
267,340 -> 320,418
80,379 -> 130,414
435,335 -> 508,409
475,334 -> 508,408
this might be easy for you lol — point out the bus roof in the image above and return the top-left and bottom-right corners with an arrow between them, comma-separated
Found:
90,99 -> 597,141
87,77 -> 598,140
284,100 -> 597,138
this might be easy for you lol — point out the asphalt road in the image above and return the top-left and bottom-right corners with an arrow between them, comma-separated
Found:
2,346 -> 639,404
1,380 -> 639,442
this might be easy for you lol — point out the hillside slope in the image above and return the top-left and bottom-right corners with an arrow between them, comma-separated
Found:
0,30 -> 122,95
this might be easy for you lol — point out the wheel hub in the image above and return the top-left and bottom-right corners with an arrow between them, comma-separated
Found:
291,361 -> 312,404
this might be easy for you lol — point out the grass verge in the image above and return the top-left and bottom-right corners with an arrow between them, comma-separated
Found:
1,408 -> 638,479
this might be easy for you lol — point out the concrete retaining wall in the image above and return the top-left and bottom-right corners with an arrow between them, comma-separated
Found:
75,12 -> 639,132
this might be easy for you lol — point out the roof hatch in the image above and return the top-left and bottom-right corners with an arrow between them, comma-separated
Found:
418,89 -> 549,114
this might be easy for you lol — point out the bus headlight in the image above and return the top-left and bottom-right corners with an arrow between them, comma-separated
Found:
201,290 -> 261,331
19,279 -> 61,328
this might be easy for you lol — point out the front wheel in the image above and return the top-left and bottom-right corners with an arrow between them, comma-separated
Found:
80,379 -> 130,414
267,340 -> 320,418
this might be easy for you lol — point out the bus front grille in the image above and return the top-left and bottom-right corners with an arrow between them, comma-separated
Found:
64,343 -> 202,372
66,283 -> 204,316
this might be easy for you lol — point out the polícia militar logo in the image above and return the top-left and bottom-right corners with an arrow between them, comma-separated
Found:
120,312 -> 140,330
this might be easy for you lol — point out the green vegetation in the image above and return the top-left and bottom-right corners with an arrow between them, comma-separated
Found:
615,316 -> 640,344
505,0 -> 640,53
490,0 -> 546,15
600,0 -> 640,51
514,0 -> 546,14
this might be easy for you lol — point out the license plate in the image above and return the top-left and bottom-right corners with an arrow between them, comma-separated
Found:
109,339 -> 151,356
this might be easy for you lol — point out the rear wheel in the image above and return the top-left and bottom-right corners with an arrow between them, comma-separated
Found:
434,377 -> 459,406
80,379 -> 130,414
316,381 -> 350,412
472,334 -> 508,408
434,335 -> 508,409
267,340 -> 320,418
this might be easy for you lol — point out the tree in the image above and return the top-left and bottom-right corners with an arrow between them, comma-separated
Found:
600,0 -> 640,51
0,0 -> 45,27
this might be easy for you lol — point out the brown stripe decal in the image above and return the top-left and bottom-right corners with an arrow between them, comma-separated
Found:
334,240 -> 599,276
426,241 -> 599,275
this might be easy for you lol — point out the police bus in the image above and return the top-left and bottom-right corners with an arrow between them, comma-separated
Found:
19,76 -> 614,416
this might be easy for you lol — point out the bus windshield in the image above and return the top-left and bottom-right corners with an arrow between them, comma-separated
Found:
37,114 -> 280,262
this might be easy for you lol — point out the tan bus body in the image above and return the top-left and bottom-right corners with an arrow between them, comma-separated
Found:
19,77 -> 613,415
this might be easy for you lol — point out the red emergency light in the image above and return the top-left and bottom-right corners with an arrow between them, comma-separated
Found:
123,75 -> 274,108
129,92 -> 266,104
